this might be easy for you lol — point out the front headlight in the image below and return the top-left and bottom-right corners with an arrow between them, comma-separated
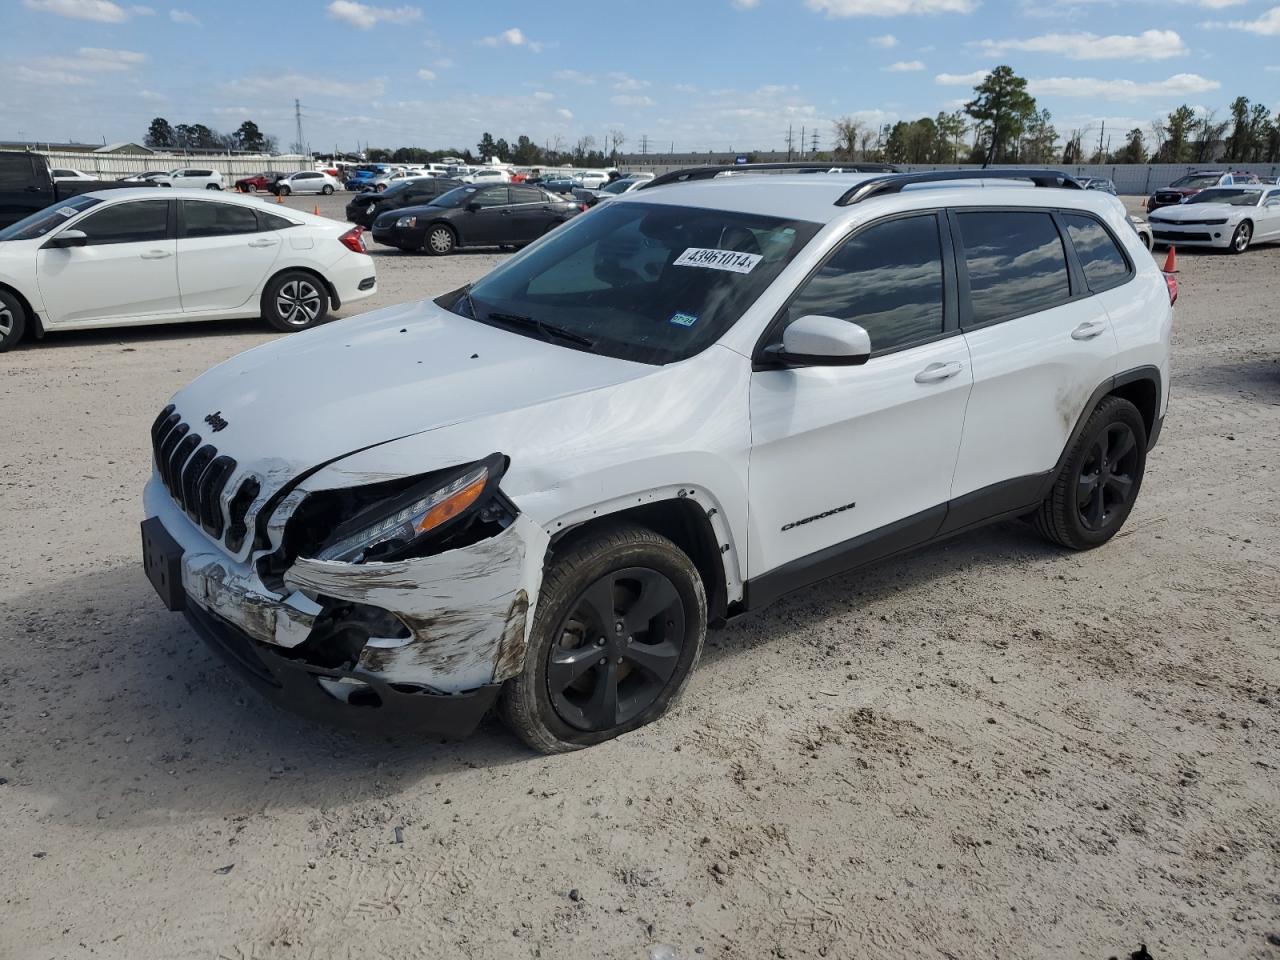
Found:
316,455 -> 504,563
395,215 -> 417,228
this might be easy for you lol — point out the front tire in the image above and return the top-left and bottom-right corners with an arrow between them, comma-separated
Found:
322,184 -> 334,195
0,289 -> 28,352
261,271 -> 329,332
500,523 -> 707,753
1034,396 -> 1147,550
278,184 -> 291,196
424,224 -> 456,256
1229,221 -> 1252,254
206,183 -> 221,190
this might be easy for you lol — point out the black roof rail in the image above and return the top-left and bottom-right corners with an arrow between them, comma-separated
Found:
836,168 -> 1082,206
638,161 -> 900,191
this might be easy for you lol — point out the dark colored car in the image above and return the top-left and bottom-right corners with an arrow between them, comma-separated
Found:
372,183 -> 580,255
540,177 -> 576,194
1146,171 -> 1258,212
0,151 -> 153,229
234,171 -> 287,193
345,177 -> 461,228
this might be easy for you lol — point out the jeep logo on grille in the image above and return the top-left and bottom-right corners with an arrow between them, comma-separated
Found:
204,411 -> 229,433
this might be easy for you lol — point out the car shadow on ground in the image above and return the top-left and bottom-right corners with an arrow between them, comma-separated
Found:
1,516 -> 1058,829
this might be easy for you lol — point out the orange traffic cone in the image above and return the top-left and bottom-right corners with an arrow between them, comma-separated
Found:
313,204 -> 321,216
275,193 -> 284,204
1162,245 -> 1177,273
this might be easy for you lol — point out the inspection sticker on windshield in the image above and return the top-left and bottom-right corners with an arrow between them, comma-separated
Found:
673,247 -> 763,274
56,206 -> 80,218
668,312 -> 699,327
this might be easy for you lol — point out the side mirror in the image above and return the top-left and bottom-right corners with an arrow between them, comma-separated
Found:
48,229 -> 88,249
767,315 -> 871,367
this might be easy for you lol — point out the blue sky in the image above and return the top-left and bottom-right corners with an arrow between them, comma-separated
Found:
3,0 -> 1277,155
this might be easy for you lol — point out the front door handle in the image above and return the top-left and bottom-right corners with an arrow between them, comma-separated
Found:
1071,319 -> 1107,341
248,238 -> 278,247
140,250 -> 172,260
914,361 -> 963,384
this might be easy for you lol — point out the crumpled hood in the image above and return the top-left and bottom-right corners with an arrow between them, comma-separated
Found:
167,300 -> 652,491
1151,202 -> 1241,221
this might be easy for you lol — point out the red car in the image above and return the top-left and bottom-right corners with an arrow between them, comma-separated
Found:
1146,171 -> 1259,212
234,171 -> 287,193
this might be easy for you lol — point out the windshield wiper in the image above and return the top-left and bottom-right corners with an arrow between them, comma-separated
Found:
486,311 -> 596,348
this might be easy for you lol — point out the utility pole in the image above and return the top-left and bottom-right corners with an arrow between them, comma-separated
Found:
800,125 -> 806,158
810,128 -> 819,155
785,124 -> 794,161
294,98 -> 305,157
640,134 -> 649,156
1097,120 -> 1105,163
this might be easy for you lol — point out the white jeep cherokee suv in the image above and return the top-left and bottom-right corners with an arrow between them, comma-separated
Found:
140,167 -> 1173,753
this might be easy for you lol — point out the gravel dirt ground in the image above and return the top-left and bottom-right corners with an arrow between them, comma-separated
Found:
1,192 -> 1277,960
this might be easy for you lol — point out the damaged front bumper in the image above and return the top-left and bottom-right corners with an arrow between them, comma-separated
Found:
142,478 -> 548,738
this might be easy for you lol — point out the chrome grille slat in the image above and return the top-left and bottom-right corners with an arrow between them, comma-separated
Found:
150,407 -> 240,549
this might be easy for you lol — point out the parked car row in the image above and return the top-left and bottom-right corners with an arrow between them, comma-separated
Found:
1145,170 -> 1262,212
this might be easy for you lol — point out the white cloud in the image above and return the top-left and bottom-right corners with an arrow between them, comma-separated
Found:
610,73 -> 651,92
13,64 -> 91,85
416,68 -> 436,81
807,0 -> 977,15
553,69 -> 595,84
533,90 -> 555,101
612,94 -> 655,107
557,108 -> 573,120
138,88 -> 166,101
885,59 -> 925,71
169,8 -> 200,24
974,29 -> 1187,60
22,0 -> 128,20
130,4 -> 154,12
870,33 -> 898,46
732,0 -> 760,7
42,47 -> 148,73
936,69 -> 991,84
326,1 -> 421,28
1201,5 -> 1280,35
222,72 -> 387,100
1029,72 -> 1221,99
435,57 -> 454,69
479,27 -> 543,51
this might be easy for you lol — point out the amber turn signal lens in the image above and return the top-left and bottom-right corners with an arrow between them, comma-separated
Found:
415,474 -> 487,534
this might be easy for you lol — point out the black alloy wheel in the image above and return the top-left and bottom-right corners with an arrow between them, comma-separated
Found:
1075,422 -> 1140,532
548,567 -> 686,733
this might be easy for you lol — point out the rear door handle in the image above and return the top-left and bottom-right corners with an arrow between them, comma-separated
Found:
140,250 -> 172,260
914,361 -> 963,384
1071,319 -> 1107,341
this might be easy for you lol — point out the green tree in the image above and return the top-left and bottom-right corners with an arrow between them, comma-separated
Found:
494,138 -> 510,161
1247,102 -> 1272,162
476,132 -> 498,160
1020,108 -> 1057,163
831,117 -> 862,158
512,135 -> 542,165
234,120 -> 266,152
934,111 -> 967,163
1157,105 -> 1195,162
1113,128 -> 1146,164
145,117 -> 175,149
964,66 -> 1036,165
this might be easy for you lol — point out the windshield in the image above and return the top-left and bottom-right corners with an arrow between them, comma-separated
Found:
600,179 -> 633,195
431,185 -> 483,208
458,201 -> 821,365
1186,188 -> 1261,206
1170,174 -> 1222,189
0,195 -> 102,241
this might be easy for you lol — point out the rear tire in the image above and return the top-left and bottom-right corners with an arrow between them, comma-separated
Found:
500,523 -> 706,753
424,224 -> 456,256
206,183 -> 221,190
0,289 -> 27,353
1034,396 -> 1147,550
278,185 -> 291,196
261,271 -> 329,332
322,184 -> 334,195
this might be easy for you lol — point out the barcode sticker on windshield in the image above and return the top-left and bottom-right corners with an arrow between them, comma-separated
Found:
673,247 -> 763,274
56,206 -> 79,217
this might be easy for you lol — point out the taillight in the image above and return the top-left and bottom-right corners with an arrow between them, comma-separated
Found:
579,203 -> 588,212
1165,273 -> 1178,305
339,226 -> 366,253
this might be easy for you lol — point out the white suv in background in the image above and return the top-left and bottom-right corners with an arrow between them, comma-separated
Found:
139,167 -> 1172,753
156,168 -> 224,190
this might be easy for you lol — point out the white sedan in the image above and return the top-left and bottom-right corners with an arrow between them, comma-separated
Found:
0,189 -> 376,351
1147,185 -> 1280,253
151,168 -> 225,190
275,171 -> 343,196
460,168 -> 511,184
51,168 -> 97,182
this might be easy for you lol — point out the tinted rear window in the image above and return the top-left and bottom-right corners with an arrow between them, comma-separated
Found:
1063,214 -> 1129,291
957,212 -> 1070,325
